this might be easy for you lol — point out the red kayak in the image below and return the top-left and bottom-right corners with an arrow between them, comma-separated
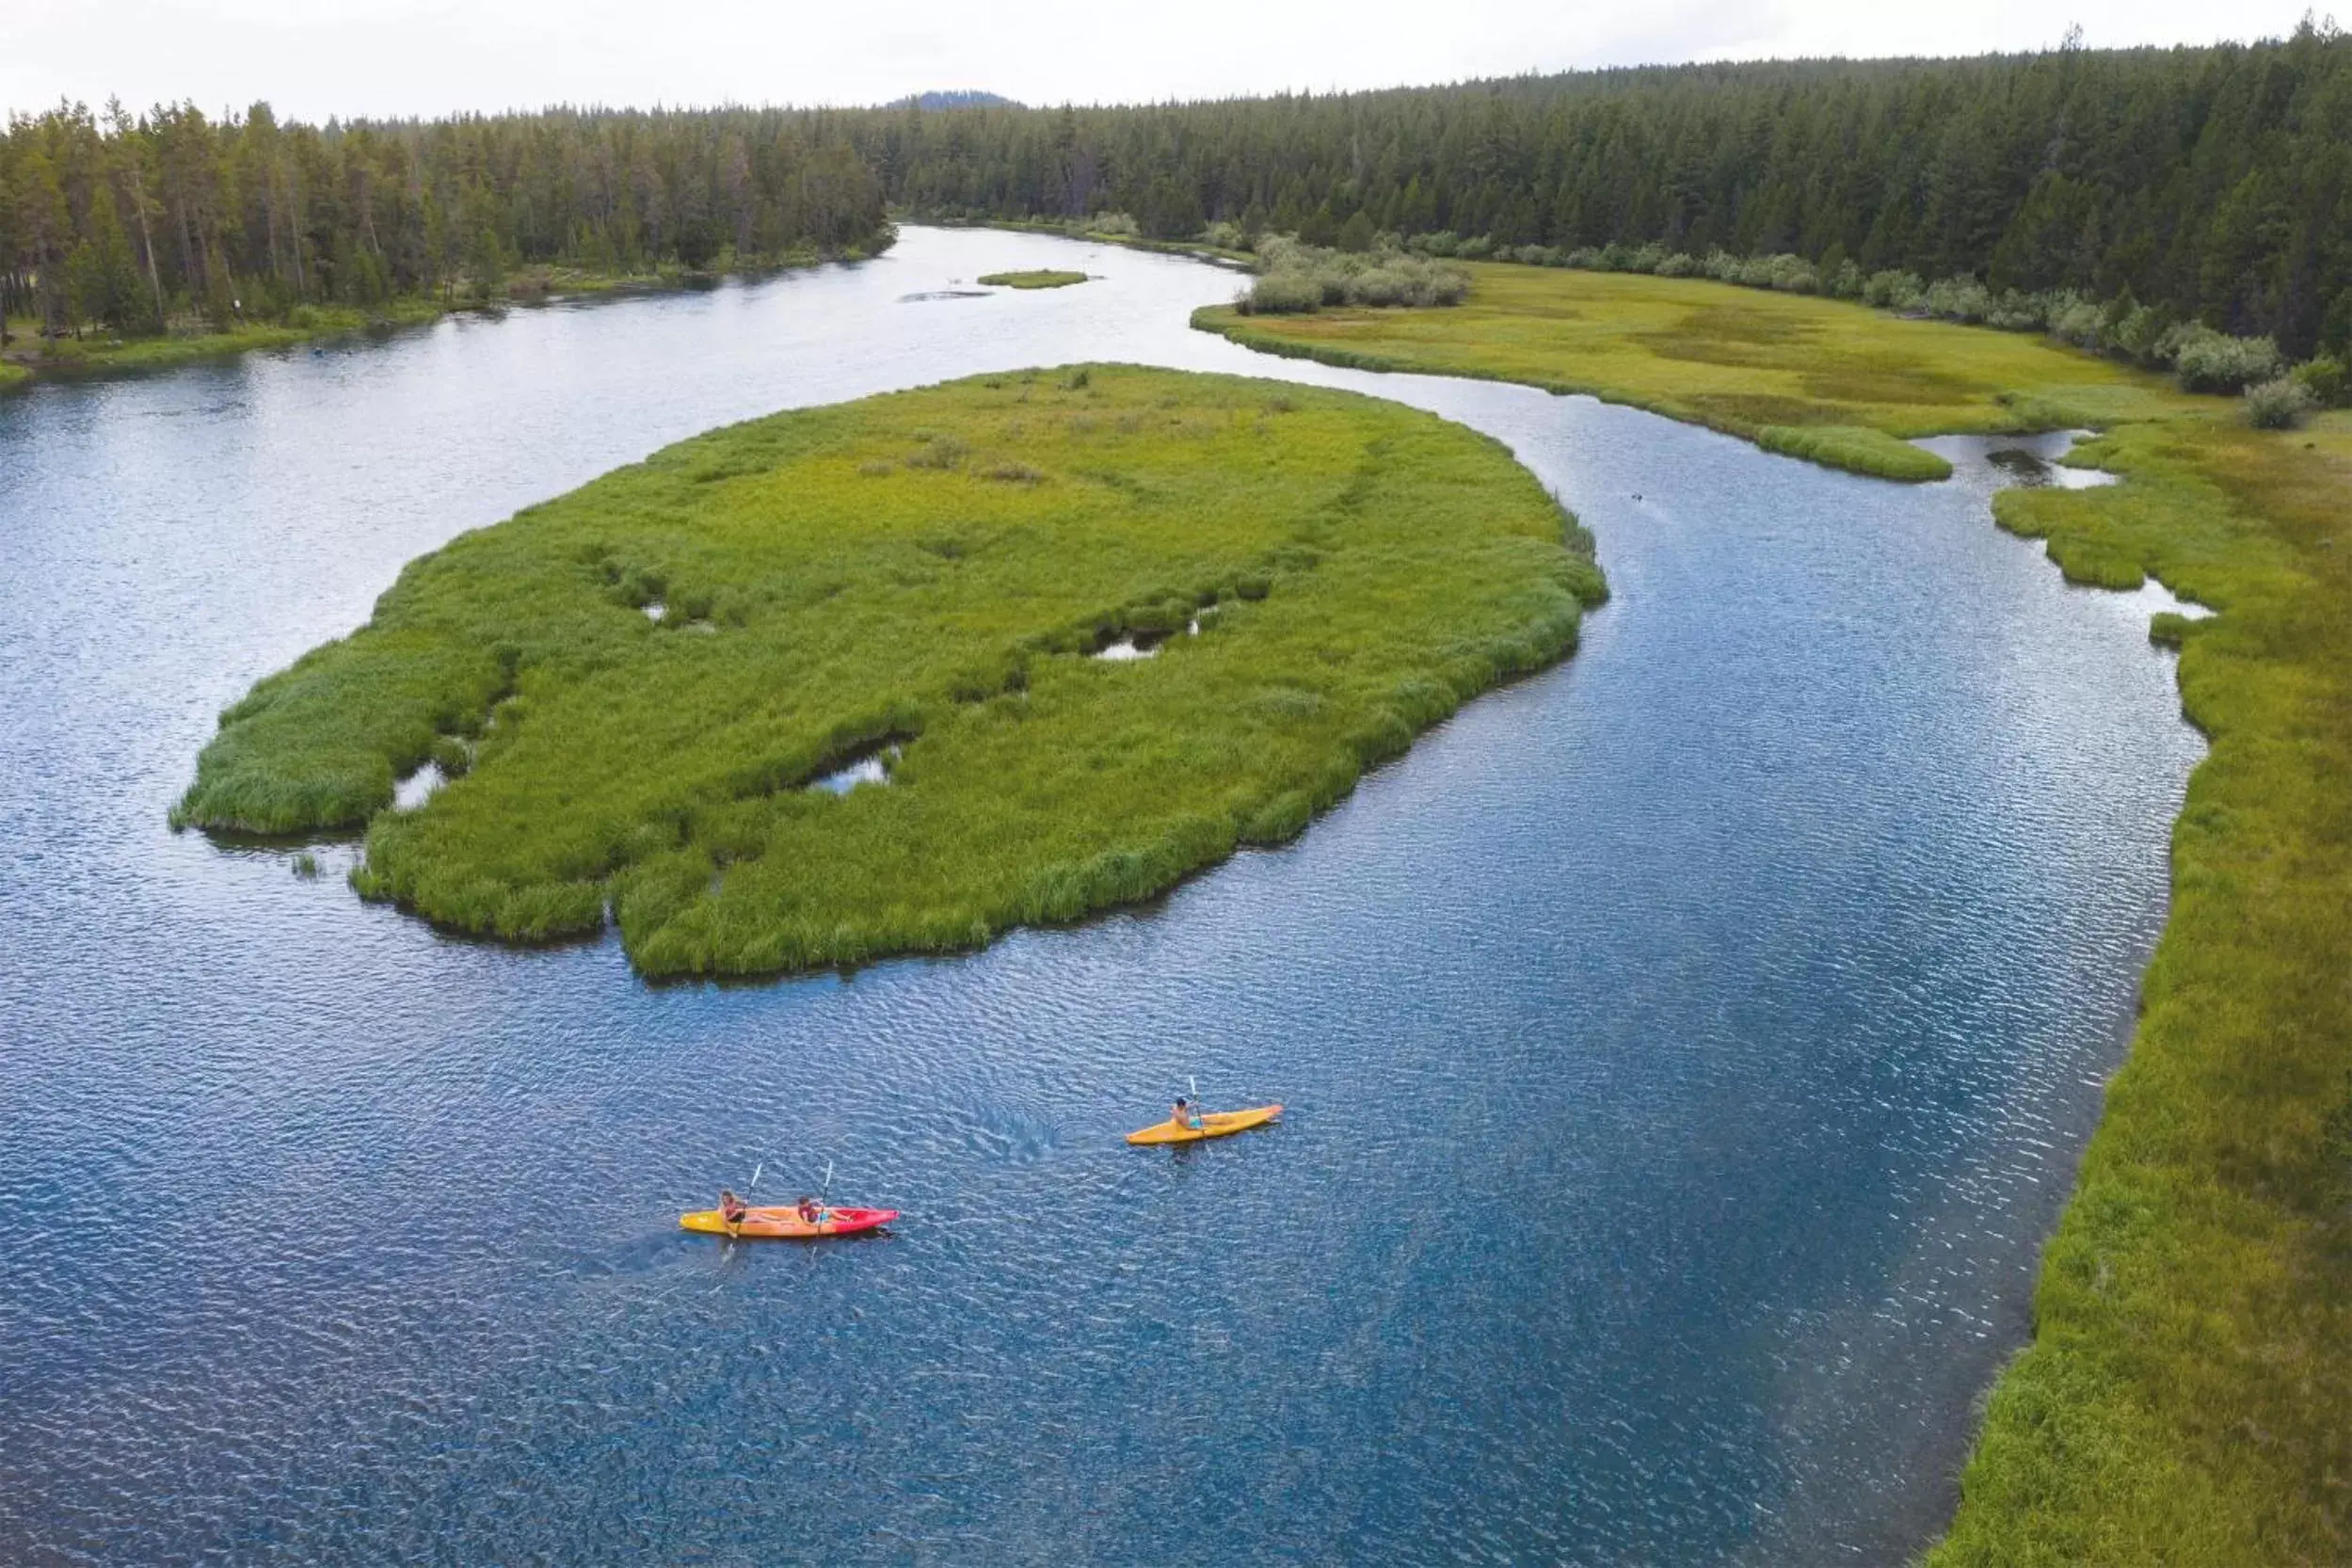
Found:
680,1204 -> 898,1240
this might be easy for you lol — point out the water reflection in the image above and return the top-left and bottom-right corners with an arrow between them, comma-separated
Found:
808,743 -> 902,793
1918,428 -> 2121,490
392,760 -> 446,810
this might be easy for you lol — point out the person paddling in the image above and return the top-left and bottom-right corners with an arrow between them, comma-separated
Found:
795,1194 -> 822,1225
718,1189 -> 748,1234
1173,1096 -> 1203,1131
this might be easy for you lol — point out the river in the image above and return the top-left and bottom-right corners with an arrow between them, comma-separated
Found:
0,226 -> 2202,1564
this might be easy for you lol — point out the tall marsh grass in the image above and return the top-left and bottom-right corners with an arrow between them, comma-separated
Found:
179,366 -> 1604,977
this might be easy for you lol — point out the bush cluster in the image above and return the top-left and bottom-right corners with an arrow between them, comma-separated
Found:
1236,235 -> 1470,315
2165,326 -> 2285,392
2244,376 -> 2316,429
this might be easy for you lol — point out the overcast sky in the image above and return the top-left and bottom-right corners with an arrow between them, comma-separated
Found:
4,0 -> 2326,122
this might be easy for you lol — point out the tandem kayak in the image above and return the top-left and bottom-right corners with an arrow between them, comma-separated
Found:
1126,1104 -> 1284,1145
680,1205 -> 898,1240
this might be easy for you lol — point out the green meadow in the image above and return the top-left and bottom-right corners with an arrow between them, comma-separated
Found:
176,365 -> 1603,978
978,269 -> 1088,289
1206,263 -> 2352,1566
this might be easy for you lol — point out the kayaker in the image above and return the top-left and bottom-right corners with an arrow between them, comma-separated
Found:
795,1195 -> 821,1224
719,1189 -> 748,1226
1173,1096 -> 1202,1130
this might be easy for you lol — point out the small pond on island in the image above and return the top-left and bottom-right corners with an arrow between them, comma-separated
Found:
0,226 -> 2202,1564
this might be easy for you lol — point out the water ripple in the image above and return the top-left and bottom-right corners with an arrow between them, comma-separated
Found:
0,227 -> 2200,1566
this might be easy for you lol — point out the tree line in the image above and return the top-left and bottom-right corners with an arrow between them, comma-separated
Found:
841,22 -> 2352,357
0,102 -> 893,339
10,24 -> 2346,358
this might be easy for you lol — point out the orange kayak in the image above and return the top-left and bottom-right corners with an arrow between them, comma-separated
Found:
680,1204 -> 898,1240
1126,1104 -> 1283,1145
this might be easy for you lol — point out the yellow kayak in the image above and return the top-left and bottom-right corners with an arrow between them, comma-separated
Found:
1126,1103 -> 1283,1145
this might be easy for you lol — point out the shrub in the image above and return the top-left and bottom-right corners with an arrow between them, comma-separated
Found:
2291,355 -> 2347,408
1240,240 -> 1469,313
1087,211 -> 1140,237
2110,303 -> 2169,362
2167,327 -> 2283,393
1240,270 -> 1326,314
1984,290 -> 2049,331
1922,277 -> 1993,324
1656,251 -> 1700,278
2244,376 -> 2315,429
1862,269 -> 1925,310
904,434 -> 969,469
2050,296 -> 2106,348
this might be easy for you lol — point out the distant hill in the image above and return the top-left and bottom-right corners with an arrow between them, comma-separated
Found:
892,90 -> 1019,111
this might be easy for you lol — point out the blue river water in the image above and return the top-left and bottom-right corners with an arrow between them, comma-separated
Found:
0,228 -> 2203,1564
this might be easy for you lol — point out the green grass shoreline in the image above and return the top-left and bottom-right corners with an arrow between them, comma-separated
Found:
3,301 -> 444,386
177,364 -> 1604,979
1201,264 -> 2352,1565
1,248 -> 888,392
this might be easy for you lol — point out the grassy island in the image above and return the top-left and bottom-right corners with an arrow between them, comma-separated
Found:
176,365 -> 1603,978
978,269 -> 1088,289
1203,262 -> 2352,1567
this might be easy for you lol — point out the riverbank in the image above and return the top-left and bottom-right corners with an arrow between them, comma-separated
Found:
1202,263 -> 2352,1564
175,364 -> 1605,979
2,301 -> 444,386
0,247 -> 891,392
